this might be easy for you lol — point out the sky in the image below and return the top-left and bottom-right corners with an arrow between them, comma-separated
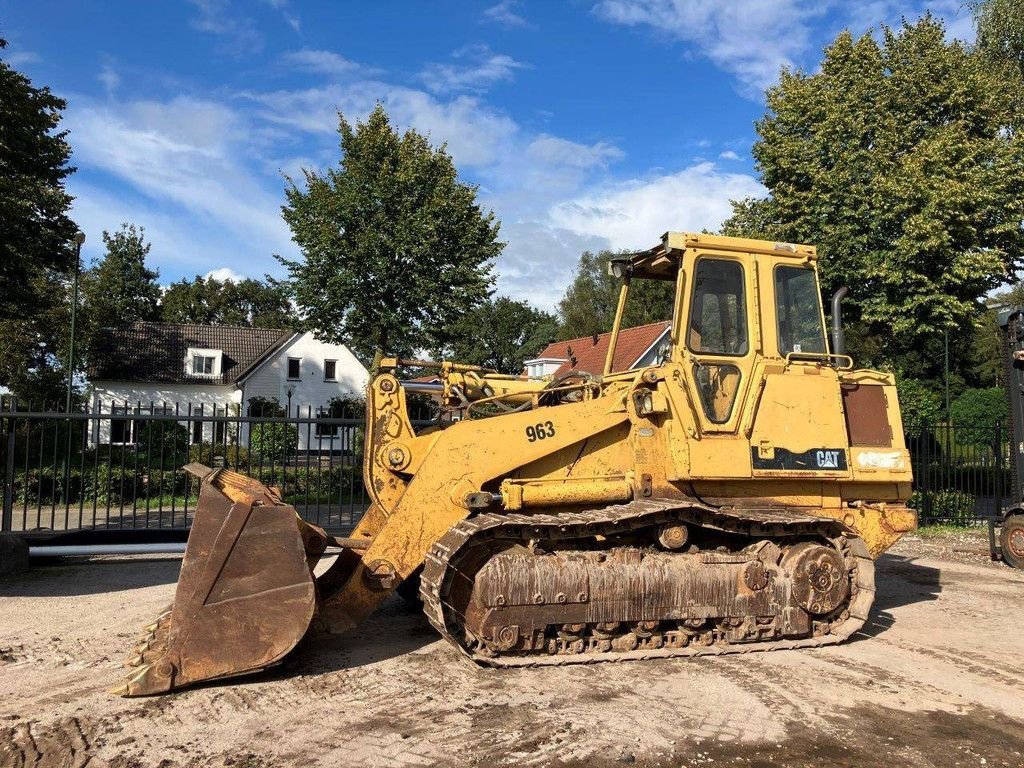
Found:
1,0 -> 978,310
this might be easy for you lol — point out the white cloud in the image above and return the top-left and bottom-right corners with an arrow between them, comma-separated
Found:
187,0 -> 263,54
494,222 -> 609,308
483,0 -> 527,27
549,161 -> 763,251
98,64 -> 120,95
719,150 -> 739,160
4,50 -> 41,67
65,95 -> 296,279
420,45 -> 526,94
594,0 -> 819,95
281,48 -> 370,76
205,266 -> 247,282
247,82 -> 520,168
526,135 -> 624,169
594,0 -> 979,97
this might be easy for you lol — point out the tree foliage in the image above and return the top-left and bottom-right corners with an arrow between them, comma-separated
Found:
557,250 -> 675,340
280,105 -> 500,363
723,17 -> 1024,379
0,39 -> 78,404
440,297 -> 558,373
0,270 -> 75,406
78,223 -> 161,367
0,38 -> 77,322
162,275 -> 292,329
82,224 -> 161,328
973,0 -> 1024,87
895,375 -> 943,437
950,387 -> 1009,450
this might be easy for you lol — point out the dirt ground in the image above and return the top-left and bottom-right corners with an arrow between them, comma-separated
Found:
1,528 -> 1023,768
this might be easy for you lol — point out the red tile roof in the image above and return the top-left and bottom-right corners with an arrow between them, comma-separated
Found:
531,321 -> 671,376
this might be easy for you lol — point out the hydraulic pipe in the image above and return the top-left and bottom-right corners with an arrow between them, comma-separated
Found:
604,276 -> 631,375
831,287 -> 849,356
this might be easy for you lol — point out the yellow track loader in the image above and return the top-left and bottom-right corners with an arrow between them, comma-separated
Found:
114,232 -> 916,696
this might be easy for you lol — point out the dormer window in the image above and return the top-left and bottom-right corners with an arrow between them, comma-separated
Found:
192,354 -> 214,375
186,347 -> 222,378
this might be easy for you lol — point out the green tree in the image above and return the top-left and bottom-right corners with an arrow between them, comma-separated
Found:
0,39 -> 78,404
440,297 -> 558,373
0,38 -> 77,322
895,375 -> 943,437
161,275 -> 292,328
81,224 -> 161,342
557,250 -> 675,340
279,105 -> 500,363
723,18 -> 1024,380
950,387 -> 1009,450
972,0 -> 1024,85
0,270 -> 75,405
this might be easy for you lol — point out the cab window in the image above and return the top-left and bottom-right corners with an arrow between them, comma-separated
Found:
688,259 -> 748,356
774,266 -> 826,356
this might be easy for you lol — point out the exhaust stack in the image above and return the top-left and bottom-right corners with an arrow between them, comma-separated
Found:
831,287 -> 849,356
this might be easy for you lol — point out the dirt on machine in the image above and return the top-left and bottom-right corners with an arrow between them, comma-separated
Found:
113,232 -> 917,696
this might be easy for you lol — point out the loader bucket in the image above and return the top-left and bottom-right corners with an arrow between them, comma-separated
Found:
112,466 -> 319,696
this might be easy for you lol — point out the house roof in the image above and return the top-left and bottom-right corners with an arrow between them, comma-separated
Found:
88,322 -> 295,385
529,321 -> 671,377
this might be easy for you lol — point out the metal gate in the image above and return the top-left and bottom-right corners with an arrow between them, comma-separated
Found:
0,398 -> 373,544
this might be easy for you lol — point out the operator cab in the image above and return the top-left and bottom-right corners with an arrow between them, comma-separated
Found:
606,232 -> 839,432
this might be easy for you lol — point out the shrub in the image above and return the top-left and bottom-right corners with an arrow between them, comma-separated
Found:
910,489 -> 977,526
187,442 -> 250,468
137,421 -> 189,466
83,465 -> 146,505
248,422 -> 298,462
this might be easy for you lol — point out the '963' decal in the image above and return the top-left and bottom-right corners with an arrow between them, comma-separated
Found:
525,421 -> 556,442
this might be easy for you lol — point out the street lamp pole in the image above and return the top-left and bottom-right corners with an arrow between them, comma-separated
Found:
66,231 -> 85,414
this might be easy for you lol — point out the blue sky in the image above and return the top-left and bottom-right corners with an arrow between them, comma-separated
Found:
1,0 -> 976,309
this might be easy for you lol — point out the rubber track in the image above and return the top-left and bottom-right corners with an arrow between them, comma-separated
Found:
419,498 -> 875,667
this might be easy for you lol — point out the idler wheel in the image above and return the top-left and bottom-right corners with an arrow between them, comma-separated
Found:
783,542 -> 849,615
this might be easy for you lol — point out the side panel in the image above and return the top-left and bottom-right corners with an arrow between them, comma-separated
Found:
749,368 -> 851,479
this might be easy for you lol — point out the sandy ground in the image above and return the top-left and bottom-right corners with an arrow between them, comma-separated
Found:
1,529 -> 1023,768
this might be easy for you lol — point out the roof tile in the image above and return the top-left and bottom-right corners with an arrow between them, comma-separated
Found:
531,321 -> 671,376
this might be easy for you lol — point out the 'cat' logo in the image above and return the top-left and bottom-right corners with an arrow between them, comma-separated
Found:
816,450 -> 840,469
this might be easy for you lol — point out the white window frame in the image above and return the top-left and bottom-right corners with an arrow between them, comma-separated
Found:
324,359 -> 338,381
315,407 -> 339,440
186,347 -> 223,378
109,405 -> 136,445
287,357 -> 302,380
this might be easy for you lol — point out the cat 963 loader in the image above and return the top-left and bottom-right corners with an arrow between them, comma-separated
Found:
114,232 -> 916,696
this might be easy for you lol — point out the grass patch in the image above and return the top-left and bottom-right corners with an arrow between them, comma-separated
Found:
915,522 -> 986,538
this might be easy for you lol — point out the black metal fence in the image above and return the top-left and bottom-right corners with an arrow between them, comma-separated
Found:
0,397 -> 396,542
0,396 -> 1011,542
906,422 -> 1011,526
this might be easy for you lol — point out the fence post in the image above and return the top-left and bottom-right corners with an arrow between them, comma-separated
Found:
3,398 -> 16,533
994,419 -> 1003,519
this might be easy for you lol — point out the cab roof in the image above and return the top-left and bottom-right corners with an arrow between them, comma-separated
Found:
612,232 -> 818,281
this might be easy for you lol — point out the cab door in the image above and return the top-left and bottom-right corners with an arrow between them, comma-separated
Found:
675,249 -> 758,478
748,257 -> 851,480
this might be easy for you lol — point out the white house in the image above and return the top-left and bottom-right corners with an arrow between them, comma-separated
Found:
87,322 -> 369,451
